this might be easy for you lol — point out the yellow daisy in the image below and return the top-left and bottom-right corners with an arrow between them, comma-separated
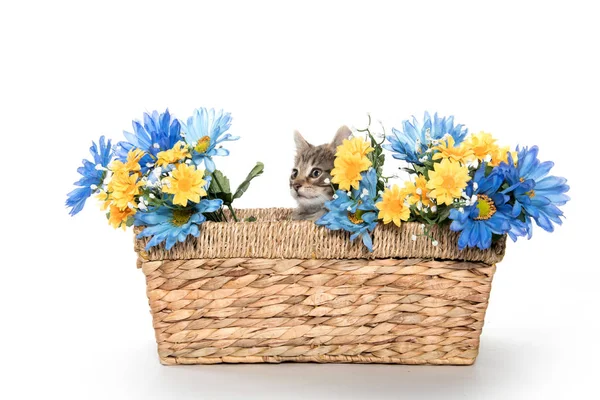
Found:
432,136 -> 474,164
403,174 -> 434,208
426,159 -> 471,206
108,204 -> 136,230
336,136 -> 374,158
464,132 -> 517,167
376,185 -> 411,227
156,141 -> 190,167
110,148 -> 145,175
107,171 -> 143,210
464,132 -> 498,161
331,151 -> 372,191
162,163 -> 207,206
490,145 -> 518,167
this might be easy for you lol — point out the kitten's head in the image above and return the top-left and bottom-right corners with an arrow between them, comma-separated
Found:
290,126 -> 352,208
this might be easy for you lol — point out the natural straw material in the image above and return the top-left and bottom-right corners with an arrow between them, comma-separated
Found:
135,208 -> 506,264
135,208 -> 503,365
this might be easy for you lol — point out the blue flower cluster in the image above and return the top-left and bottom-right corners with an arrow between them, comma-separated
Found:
66,107 -> 240,251
448,147 -> 570,250
384,111 -> 467,165
317,168 -> 380,251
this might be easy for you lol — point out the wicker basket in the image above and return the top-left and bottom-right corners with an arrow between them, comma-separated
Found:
134,208 -> 505,365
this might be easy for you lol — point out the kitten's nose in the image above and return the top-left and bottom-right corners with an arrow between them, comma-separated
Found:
293,184 -> 301,192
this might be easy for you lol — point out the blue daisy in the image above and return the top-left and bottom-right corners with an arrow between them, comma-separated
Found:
499,146 -> 570,238
384,112 -> 468,165
135,199 -> 223,250
182,108 -> 239,172
116,109 -> 182,173
449,165 -> 524,250
317,168 -> 380,251
66,136 -> 113,216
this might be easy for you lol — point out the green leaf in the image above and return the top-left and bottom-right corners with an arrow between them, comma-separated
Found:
436,206 -> 451,223
245,216 -> 257,222
233,162 -> 264,200
208,170 -> 233,204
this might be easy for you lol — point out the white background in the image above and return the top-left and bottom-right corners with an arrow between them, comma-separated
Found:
1,1 -> 598,399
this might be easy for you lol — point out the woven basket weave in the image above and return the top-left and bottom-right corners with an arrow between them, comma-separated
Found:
134,208 -> 505,365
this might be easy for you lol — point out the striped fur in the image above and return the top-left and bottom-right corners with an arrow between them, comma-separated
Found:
290,126 -> 351,220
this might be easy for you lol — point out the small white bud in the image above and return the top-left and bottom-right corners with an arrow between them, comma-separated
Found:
127,202 -> 136,209
471,195 -> 478,204
431,205 -> 437,213
332,194 -> 338,199
425,128 -> 432,141
416,188 -> 422,195
138,201 -> 147,211
347,191 -> 352,196
467,159 -> 479,169
324,178 -> 331,184
426,148 -> 432,153
459,207 -> 464,213
185,159 -> 192,164
346,206 -> 352,211
411,235 -> 417,241
420,224 -> 425,231
473,182 -> 479,191
378,190 -> 384,196
149,193 -> 156,199
432,240 -> 439,247
146,162 -> 154,168
94,164 -> 107,171
416,201 -> 423,210
90,184 -> 98,190
153,143 -> 160,149
484,154 -> 492,163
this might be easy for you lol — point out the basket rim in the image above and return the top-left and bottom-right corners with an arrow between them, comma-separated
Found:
134,208 -> 506,264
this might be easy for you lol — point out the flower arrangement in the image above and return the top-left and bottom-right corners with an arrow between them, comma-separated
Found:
66,108 -> 263,250
318,112 -> 570,251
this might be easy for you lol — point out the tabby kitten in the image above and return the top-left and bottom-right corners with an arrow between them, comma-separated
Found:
290,126 -> 351,220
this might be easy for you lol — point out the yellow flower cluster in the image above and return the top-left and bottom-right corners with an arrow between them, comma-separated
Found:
156,141 -> 190,167
101,149 -> 145,229
331,137 -> 374,191
431,132 -> 516,167
464,132 -> 514,166
403,175 -> 433,209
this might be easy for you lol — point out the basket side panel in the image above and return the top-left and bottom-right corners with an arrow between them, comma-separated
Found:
141,258 -> 496,365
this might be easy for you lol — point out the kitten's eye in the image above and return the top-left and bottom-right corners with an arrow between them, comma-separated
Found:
291,169 -> 298,179
310,168 -> 322,178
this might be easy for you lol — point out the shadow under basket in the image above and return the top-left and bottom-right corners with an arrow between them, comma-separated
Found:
134,208 -> 506,366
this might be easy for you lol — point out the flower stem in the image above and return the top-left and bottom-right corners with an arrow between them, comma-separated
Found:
213,176 -> 239,222
228,206 -> 239,222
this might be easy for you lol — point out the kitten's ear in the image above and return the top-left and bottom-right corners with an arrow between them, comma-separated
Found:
294,130 -> 311,152
331,125 -> 352,148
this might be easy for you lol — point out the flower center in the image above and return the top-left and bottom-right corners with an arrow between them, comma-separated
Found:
348,203 -> 364,224
172,208 -> 193,227
442,175 -> 456,189
526,189 -> 535,198
195,136 -> 211,154
474,194 -> 496,220
177,176 -> 192,192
